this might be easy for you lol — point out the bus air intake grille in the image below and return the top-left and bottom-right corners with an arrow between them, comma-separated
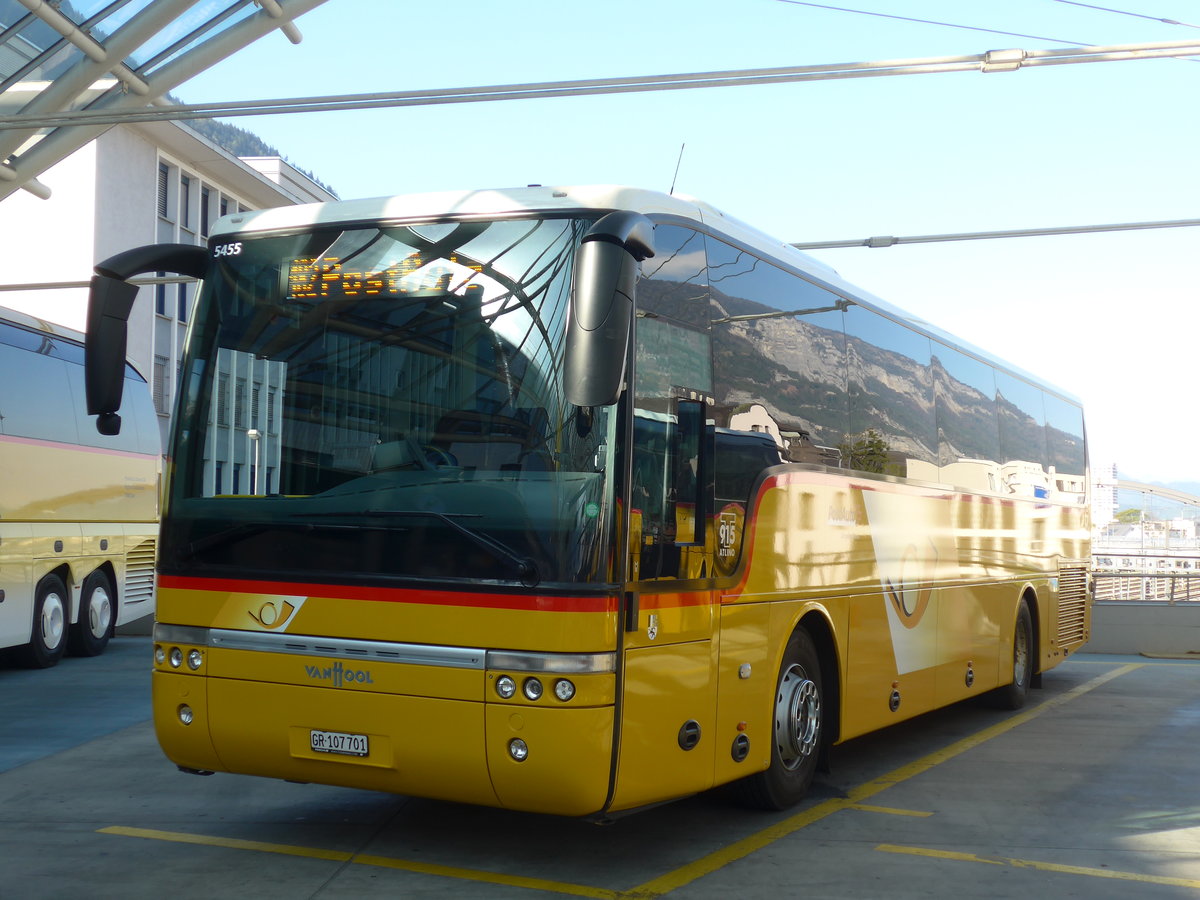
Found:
1056,561 -> 1090,647
124,539 -> 157,606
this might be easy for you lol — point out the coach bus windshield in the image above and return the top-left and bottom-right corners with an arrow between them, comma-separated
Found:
162,216 -> 617,588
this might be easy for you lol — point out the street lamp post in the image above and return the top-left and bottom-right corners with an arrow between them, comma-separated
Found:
247,428 -> 261,495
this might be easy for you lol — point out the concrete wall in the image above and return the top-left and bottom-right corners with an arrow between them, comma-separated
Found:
1083,602 -> 1200,656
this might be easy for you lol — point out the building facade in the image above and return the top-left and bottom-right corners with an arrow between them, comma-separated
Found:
0,119 -> 334,454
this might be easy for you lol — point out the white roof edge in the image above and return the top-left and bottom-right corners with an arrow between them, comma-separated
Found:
1,302 -> 84,342
212,183 -> 841,276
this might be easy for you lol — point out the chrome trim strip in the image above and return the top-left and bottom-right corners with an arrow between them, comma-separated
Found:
486,650 -> 617,674
153,624 -> 615,674
207,628 -> 486,669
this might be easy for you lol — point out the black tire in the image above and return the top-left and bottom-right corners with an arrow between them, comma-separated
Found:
735,628 -> 825,810
69,569 -> 115,657
987,600 -> 1033,710
16,573 -> 70,668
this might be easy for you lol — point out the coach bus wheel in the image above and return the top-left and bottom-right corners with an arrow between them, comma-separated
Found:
987,600 -> 1033,710
69,570 -> 115,657
17,574 -> 70,668
735,628 -> 824,810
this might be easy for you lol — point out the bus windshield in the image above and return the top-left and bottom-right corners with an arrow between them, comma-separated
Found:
163,215 -> 617,589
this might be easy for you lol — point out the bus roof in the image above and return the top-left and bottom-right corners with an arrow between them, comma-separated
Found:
211,185 -> 1080,406
1,303 -> 85,344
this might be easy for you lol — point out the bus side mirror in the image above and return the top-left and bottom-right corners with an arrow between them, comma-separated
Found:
86,274 -> 138,435
86,244 -> 208,435
564,211 -> 655,408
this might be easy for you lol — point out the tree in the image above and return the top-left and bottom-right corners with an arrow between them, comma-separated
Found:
839,429 -> 893,475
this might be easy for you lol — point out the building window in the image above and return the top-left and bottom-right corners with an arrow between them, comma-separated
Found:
220,196 -> 229,217
177,282 -> 188,322
251,386 -> 260,428
217,373 -> 229,425
156,162 -> 169,218
154,271 -> 166,315
180,174 -> 192,229
153,355 -> 169,414
200,187 -> 211,237
214,461 -> 224,494
235,378 -> 246,427
233,463 -> 242,495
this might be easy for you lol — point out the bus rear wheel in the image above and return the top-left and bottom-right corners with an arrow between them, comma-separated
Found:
69,569 -> 115,657
735,628 -> 824,810
17,574 -> 69,668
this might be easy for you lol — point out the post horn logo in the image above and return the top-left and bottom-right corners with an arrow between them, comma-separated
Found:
247,599 -> 298,630
883,543 -> 936,629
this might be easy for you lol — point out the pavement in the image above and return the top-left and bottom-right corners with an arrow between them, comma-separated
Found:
1,639 -> 1198,899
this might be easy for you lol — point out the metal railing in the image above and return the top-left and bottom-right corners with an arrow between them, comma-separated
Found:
1093,572 -> 1200,603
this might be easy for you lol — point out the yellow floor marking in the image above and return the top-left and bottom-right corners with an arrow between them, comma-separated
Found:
98,826 -> 618,899
629,663 -> 1142,897
878,843 -> 1200,890
847,804 -> 933,817
100,662 -> 1144,899
877,844 -> 1004,865
98,825 -> 353,862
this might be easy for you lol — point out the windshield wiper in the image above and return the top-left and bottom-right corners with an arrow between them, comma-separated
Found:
306,509 -> 541,587
178,519 -> 354,561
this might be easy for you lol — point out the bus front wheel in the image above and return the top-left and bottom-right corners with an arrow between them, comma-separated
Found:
17,574 -> 70,668
69,569 -> 115,657
735,628 -> 824,810
987,600 -> 1033,710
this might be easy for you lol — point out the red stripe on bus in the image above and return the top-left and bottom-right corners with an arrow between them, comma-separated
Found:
156,574 -> 619,613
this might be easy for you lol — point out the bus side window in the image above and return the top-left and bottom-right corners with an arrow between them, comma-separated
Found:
631,224 -> 713,582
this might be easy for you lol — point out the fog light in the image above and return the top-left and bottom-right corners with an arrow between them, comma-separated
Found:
169,647 -> 183,668
154,645 -> 165,665
508,738 -> 529,761
178,704 -> 194,725
522,677 -> 543,701
553,679 -> 576,702
187,649 -> 203,670
495,675 -> 516,699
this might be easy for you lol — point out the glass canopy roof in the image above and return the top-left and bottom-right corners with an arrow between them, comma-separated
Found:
0,0 -> 327,201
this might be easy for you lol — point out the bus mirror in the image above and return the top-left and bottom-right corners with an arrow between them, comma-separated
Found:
85,244 -> 208,435
85,275 -> 137,435
564,211 -> 655,408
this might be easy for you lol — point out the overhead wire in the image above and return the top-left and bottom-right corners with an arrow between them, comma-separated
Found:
1050,1 -> 1200,30
771,1 -> 1087,44
1,39 -> 1198,131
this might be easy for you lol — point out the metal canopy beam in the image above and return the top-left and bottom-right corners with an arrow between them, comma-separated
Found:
0,0 -> 328,201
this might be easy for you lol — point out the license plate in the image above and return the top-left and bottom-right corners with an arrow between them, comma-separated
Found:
310,729 -> 369,757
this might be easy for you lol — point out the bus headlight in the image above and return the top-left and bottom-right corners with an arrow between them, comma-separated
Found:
178,705 -> 194,725
508,738 -> 529,761
495,675 -> 517,699
187,649 -> 203,670
168,647 -> 183,668
522,678 -> 543,701
154,645 -> 166,665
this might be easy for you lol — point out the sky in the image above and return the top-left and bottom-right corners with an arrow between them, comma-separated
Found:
172,0 -> 1200,485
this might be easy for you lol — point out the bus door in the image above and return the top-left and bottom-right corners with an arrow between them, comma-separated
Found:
610,393 -> 719,812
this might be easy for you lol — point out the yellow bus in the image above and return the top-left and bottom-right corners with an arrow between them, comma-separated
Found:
86,186 -> 1090,816
0,306 -> 159,667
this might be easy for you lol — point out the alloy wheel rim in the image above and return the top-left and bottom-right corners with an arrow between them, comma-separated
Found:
41,591 -> 66,650
89,587 -> 113,639
775,663 -> 820,770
